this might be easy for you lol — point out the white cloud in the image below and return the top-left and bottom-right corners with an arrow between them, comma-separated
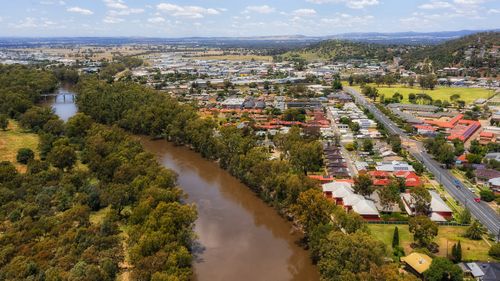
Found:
307,0 -> 379,9
40,0 -> 65,5
103,16 -> 124,23
243,5 -> 276,14
157,2 -> 220,18
104,0 -> 127,10
419,1 -> 453,9
109,8 -> 144,16
148,17 -> 165,23
11,17 -> 59,28
292,8 -> 317,16
67,7 -> 94,15
488,8 -> 500,13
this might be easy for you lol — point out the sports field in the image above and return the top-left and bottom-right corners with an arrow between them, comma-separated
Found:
351,85 -> 496,104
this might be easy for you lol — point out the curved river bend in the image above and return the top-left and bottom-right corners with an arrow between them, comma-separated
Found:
47,89 -> 319,281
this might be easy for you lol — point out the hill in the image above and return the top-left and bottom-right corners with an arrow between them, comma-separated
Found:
400,31 -> 500,72
280,39 -> 400,62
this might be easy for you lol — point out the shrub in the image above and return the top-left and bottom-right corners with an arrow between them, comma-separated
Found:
479,189 -> 495,202
489,243 -> 500,259
16,148 -> 35,164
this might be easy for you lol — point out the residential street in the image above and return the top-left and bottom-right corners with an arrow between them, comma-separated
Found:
346,87 -> 500,238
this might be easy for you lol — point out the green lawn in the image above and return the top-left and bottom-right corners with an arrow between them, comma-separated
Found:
351,85 -> 496,104
368,224 -> 495,261
0,120 -> 39,173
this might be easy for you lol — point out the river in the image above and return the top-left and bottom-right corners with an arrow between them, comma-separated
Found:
47,88 -> 319,281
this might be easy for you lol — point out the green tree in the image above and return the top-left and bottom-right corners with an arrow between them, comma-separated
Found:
408,215 -> 438,247
16,148 -> 35,164
47,144 -> 77,170
410,186 -> 431,215
0,114 -> 8,130
292,189 -> 334,234
363,138 -> 374,153
479,189 -> 495,202
489,243 -> 500,259
458,209 -> 471,224
424,257 -> 463,281
438,143 -> 456,167
378,181 -> 400,211
392,226 -> 400,248
353,174 -> 375,196
464,220 -> 485,240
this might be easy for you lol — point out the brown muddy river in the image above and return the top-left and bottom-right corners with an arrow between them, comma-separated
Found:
140,139 -> 319,281
48,89 -> 319,281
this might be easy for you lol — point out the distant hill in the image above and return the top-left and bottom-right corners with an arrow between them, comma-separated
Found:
400,31 -> 500,71
327,30 -> 496,45
280,39 -> 399,62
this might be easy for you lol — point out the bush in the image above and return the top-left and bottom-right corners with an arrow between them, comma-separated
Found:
489,243 -> 500,259
16,148 -> 35,164
480,189 -> 495,202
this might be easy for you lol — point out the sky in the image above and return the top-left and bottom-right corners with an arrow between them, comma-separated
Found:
0,0 -> 498,37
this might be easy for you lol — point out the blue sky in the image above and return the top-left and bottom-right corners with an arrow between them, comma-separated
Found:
0,0 -> 498,37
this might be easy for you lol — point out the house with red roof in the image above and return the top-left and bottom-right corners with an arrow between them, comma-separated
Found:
368,170 -> 422,188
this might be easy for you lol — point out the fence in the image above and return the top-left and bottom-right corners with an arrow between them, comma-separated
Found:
366,220 -> 470,227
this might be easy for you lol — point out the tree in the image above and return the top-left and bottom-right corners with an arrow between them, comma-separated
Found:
437,143 -> 456,167
289,141 -> 323,175
489,243 -> 500,259
16,148 -> 35,164
292,189 -> 334,234
317,231 -> 387,279
410,186 -> 431,215
0,114 -> 8,130
362,138 -> 374,153
392,227 -> 400,248
378,181 -> 400,211
464,220 -> 485,240
458,209 -> 471,224
47,144 -> 77,170
408,215 -> 438,247
479,189 -> 495,202
332,78 -> 343,90
451,241 -> 462,262
424,257 -> 463,281
353,174 -> 375,196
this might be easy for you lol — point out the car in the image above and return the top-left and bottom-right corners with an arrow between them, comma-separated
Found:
474,198 -> 481,203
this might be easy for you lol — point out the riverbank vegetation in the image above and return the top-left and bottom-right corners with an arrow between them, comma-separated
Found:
0,65 -> 196,280
75,76 -> 417,280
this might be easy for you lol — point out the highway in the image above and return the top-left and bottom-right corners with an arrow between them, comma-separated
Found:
345,87 -> 500,238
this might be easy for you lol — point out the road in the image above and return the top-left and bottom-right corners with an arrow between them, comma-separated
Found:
325,106 -> 358,177
346,87 -> 500,238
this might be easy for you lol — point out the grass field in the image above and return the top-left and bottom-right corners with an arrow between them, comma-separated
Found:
0,120 -> 39,172
351,85 -> 496,105
190,55 -> 273,62
368,224 -> 495,261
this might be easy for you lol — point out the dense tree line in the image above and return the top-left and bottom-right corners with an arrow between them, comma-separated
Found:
0,65 -> 195,280
76,77 -> 414,280
0,64 -> 58,118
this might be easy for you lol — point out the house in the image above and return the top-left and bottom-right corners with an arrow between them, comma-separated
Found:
488,177 -> 500,194
376,161 -> 415,172
459,262 -> 500,281
321,181 -> 380,220
401,252 -> 432,277
475,168 -> 500,184
480,131 -> 495,144
401,190 -> 452,221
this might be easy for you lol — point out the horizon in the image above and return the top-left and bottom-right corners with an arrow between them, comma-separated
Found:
1,1 -> 499,37
0,28 -> 498,40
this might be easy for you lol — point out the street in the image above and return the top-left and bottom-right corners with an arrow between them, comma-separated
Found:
346,87 -> 500,238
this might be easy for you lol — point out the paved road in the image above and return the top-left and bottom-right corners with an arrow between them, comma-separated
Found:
346,87 -> 500,238
325,106 -> 358,177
